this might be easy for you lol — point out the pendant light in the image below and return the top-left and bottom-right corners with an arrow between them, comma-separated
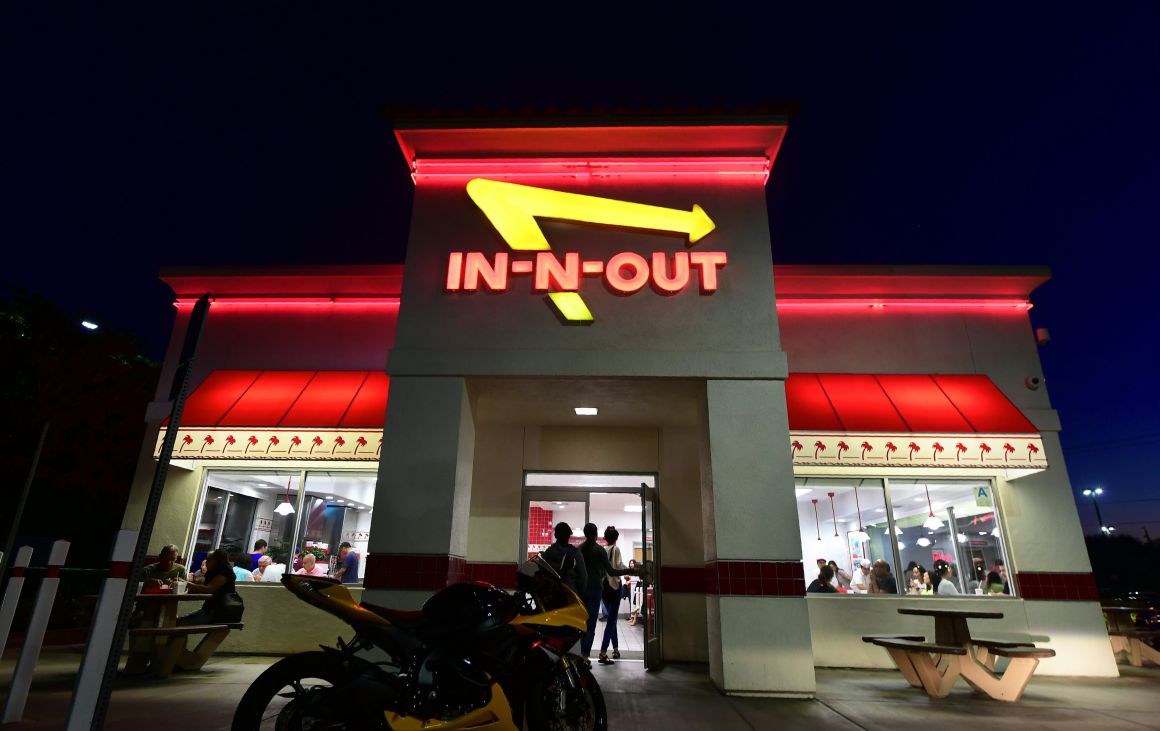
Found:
274,478 -> 296,516
811,499 -> 821,541
827,492 -> 839,537
921,484 -> 944,530
850,484 -> 870,543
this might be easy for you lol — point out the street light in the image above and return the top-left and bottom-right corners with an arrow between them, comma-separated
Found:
1081,488 -> 1113,534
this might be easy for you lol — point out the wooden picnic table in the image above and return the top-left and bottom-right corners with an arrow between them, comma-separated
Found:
898,607 -> 1004,646
125,593 -> 205,674
1103,605 -> 1160,667
875,606 -> 1054,702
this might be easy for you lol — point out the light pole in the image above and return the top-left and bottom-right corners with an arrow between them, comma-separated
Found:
1081,488 -> 1114,534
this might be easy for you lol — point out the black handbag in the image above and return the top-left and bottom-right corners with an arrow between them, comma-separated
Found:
212,590 -> 245,623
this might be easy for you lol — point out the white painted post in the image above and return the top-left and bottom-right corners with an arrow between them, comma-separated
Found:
2,540 -> 70,723
0,546 -> 35,659
65,531 -> 137,731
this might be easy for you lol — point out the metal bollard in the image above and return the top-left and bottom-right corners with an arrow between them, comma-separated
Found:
0,546 -> 35,659
65,530 -> 138,730
2,540 -> 70,723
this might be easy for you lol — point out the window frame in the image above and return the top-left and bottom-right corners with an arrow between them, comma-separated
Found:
796,472 -> 1016,598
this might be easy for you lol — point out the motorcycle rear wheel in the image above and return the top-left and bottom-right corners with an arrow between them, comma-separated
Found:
231,651 -> 386,731
526,658 -> 608,731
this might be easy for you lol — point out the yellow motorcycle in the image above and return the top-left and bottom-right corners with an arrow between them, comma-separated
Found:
231,555 -> 606,730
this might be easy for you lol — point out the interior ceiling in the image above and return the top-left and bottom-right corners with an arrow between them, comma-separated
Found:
470,377 -> 701,426
795,478 -> 994,525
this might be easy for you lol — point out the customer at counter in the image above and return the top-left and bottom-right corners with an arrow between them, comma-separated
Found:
295,552 -> 328,577
334,542 -> 360,584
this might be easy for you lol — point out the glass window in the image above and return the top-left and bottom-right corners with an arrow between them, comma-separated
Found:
192,470 -> 301,569
795,478 -> 891,594
887,479 -> 1011,597
296,472 -> 376,582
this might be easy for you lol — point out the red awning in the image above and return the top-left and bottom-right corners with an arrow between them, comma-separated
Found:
178,371 -> 390,429
785,374 -> 1037,434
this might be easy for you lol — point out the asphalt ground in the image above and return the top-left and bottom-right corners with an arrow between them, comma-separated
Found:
1,648 -> 1158,730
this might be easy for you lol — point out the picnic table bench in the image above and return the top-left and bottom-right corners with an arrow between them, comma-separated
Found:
863,608 -> 1055,702
1104,605 -> 1160,668
125,593 -> 243,678
127,622 -> 244,678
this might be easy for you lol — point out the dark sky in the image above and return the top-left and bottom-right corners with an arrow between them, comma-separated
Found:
6,6 -> 1159,539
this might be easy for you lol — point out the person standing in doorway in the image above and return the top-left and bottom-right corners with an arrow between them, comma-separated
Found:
541,522 -> 586,596
598,526 -> 626,664
579,523 -> 635,662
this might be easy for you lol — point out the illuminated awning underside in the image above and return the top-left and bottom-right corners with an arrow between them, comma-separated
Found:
157,370 -> 1046,471
786,374 -> 1046,473
156,370 -> 389,461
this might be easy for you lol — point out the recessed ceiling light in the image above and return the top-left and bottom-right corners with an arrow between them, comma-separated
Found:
325,495 -> 334,500
914,497 -> 926,502
978,531 -> 987,536
875,508 -> 885,513
337,499 -> 346,503
574,407 -> 598,416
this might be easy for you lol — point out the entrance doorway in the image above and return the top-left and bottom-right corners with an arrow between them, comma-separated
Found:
521,472 -> 661,669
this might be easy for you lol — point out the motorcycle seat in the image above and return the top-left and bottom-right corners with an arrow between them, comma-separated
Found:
360,601 -> 426,628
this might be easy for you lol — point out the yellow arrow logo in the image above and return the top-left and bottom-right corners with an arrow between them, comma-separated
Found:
466,179 -> 716,320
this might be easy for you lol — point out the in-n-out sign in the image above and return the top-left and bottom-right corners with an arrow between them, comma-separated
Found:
445,179 -> 728,322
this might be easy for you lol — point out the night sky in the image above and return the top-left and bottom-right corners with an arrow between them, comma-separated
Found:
6,6 -> 1159,539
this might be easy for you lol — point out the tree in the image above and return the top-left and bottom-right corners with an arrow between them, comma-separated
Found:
0,288 -> 159,567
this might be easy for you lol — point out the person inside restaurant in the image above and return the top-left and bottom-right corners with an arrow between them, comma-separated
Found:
333,542 -> 359,584
807,565 -> 840,593
295,552 -> 328,576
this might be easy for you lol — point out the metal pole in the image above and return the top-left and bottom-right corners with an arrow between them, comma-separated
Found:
87,293 -> 210,730
1090,495 -> 1105,532
0,424 -> 49,585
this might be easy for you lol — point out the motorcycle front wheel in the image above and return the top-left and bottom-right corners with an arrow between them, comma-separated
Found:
231,651 -> 386,731
526,657 -> 608,731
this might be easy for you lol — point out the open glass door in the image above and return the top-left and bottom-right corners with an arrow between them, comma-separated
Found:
640,483 -> 662,670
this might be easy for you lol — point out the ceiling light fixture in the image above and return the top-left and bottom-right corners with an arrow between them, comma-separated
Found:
916,537 -> 931,547
957,533 -> 968,544
274,478 -> 295,516
921,484 -> 944,531
574,407 -> 598,416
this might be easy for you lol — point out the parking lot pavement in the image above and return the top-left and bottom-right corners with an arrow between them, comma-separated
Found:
3,649 -> 1159,730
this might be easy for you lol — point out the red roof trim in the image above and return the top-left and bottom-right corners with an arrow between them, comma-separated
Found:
182,371 -> 390,429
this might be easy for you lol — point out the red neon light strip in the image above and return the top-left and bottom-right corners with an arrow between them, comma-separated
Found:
174,297 -> 401,308
776,299 -> 1032,311
410,157 -> 771,184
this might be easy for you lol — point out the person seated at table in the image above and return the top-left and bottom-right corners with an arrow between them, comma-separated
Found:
189,558 -> 208,584
141,544 -> 187,590
984,570 -> 1007,595
873,559 -> 898,594
230,551 -> 254,582
936,564 -> 960,595
807,565 -> 840,593
251,555 -> 271,581
261,554 -> 287,583
827,560 -> 852,591
849,559 -> 873,593
907,564 -> 927,594
295,552 -> 329,576
998,565 -> 1011,594
179,549 -> 244,625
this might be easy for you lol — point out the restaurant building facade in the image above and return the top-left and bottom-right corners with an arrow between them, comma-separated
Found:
120,114 -> 1117,695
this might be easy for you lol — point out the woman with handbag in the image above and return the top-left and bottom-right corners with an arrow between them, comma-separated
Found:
179,548 -> 245,625
598,526 -> 627,664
